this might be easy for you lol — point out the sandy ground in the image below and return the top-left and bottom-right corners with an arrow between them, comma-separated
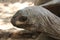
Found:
0,3 -> 15,30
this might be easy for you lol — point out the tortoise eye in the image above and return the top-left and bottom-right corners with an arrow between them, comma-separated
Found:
19,16 -> 27,22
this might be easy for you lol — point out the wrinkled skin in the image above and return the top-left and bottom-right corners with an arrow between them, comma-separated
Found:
11,0 -> 60,40
11,6 -> 60,40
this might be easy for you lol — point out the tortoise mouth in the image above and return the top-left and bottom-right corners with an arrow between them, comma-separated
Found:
11,15 -> 34,31
11,18 -> 37,32
15,23 -> 33,28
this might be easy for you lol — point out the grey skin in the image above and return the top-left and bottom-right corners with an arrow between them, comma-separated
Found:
11,6 -> 60,40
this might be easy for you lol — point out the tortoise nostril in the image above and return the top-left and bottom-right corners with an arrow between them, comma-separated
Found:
19,16 -> 27,22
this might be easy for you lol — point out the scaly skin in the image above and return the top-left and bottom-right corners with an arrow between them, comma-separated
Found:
11,6 -> 60,40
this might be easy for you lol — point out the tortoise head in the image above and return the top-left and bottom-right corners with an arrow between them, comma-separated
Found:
11,9 -> 40,32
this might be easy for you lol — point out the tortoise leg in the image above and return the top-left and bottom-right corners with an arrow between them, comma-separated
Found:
35,33 -> 57,40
